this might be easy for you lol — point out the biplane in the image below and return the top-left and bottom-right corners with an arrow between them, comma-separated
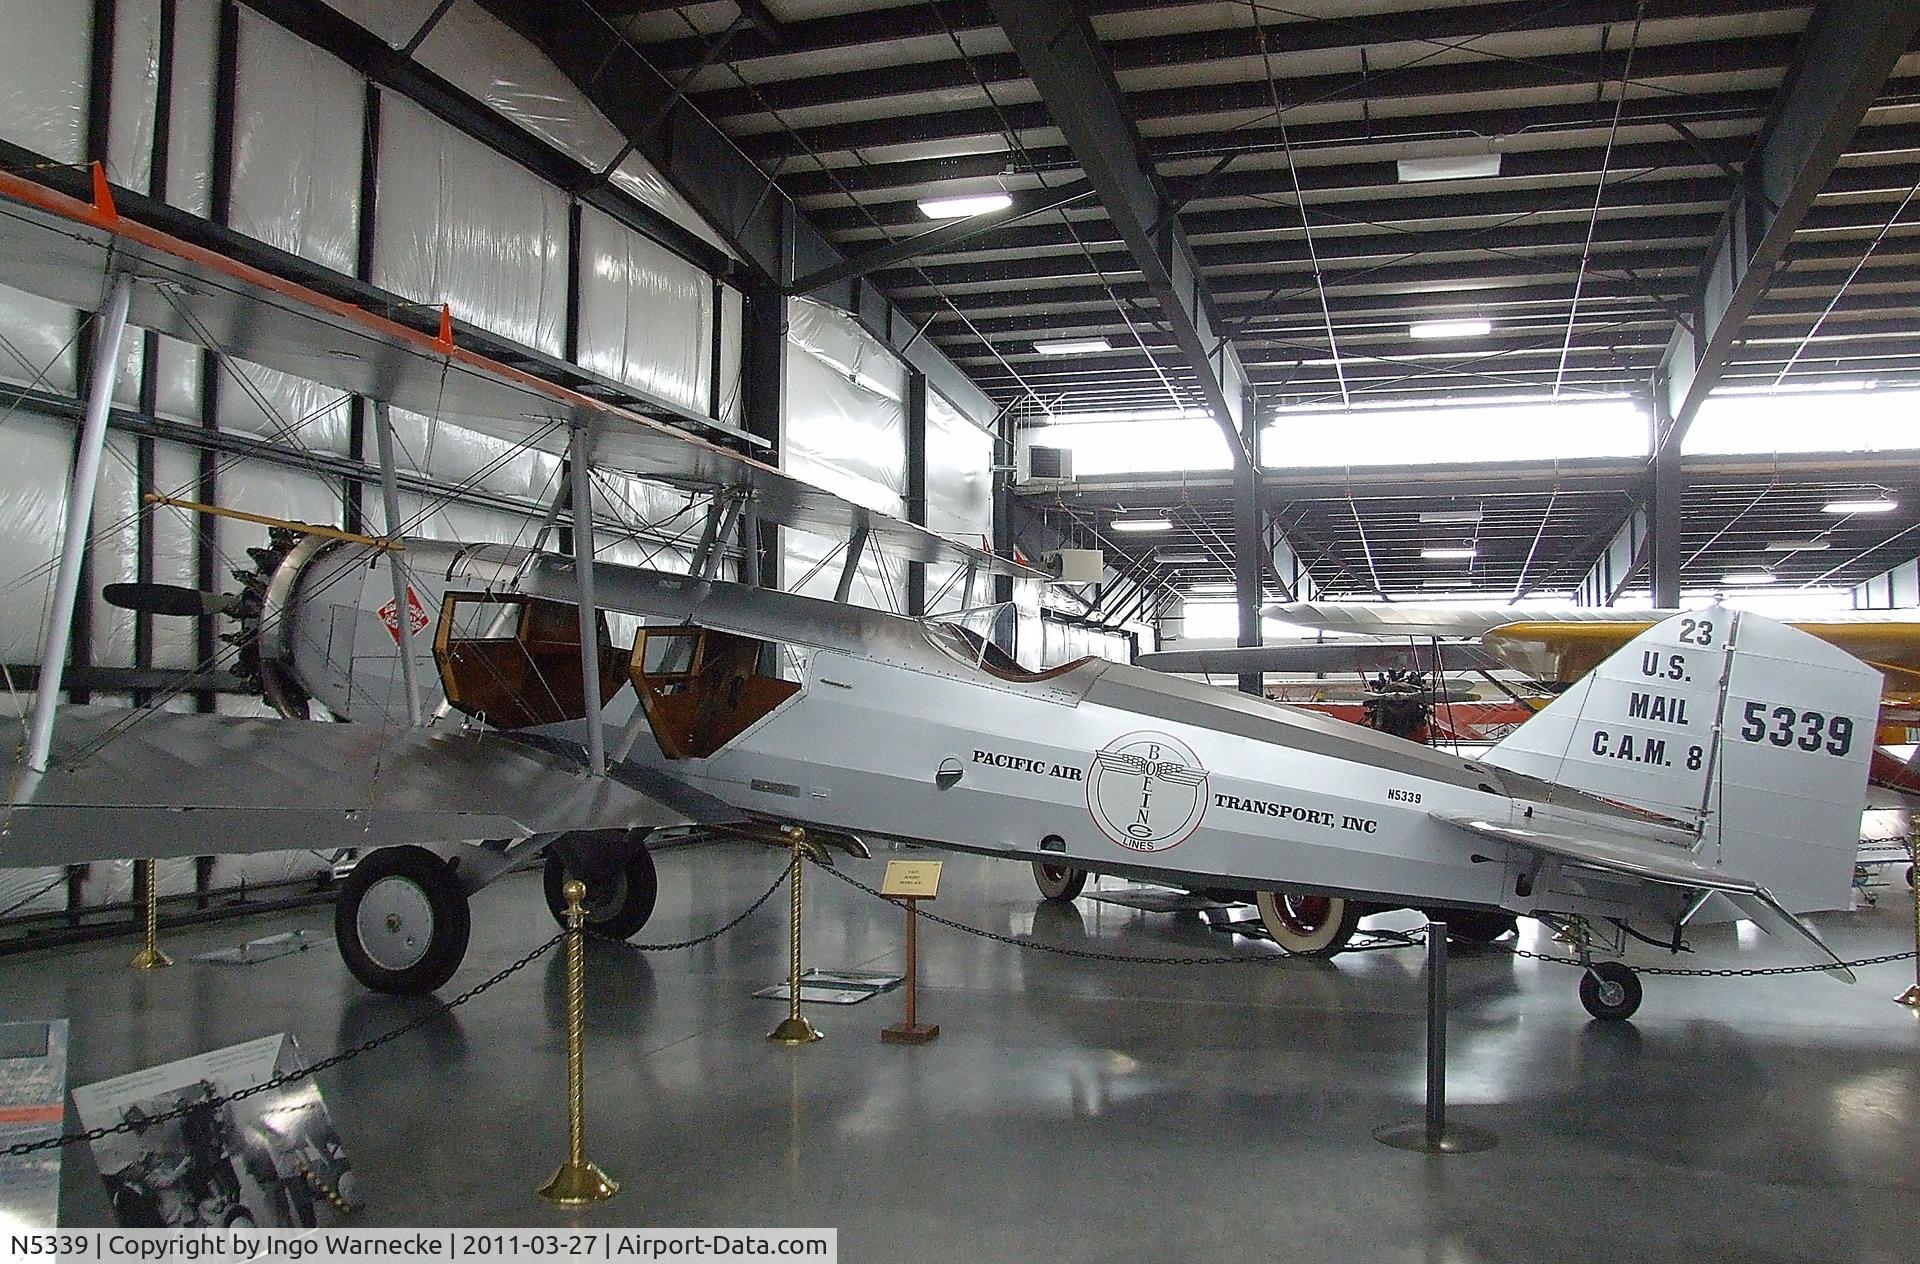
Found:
0,165 -> 1886,1023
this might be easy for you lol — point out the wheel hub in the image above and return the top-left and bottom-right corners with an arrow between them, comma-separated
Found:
1281,894 -> 1331,933
1596,979 -> 1625,1008
355,875 -> 434,971
584,871 -> 628,924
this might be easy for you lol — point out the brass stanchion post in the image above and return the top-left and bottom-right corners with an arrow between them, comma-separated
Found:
130,858 -> 171,970
539,880 -> 617,1205
1900,816 -> 1920,1009
770,830 -> 823,1045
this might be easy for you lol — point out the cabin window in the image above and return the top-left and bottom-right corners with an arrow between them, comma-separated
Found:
628,626 -> 800,759
433,592 -> 626,729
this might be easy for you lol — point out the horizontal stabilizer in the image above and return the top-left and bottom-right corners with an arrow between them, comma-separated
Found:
2,707 -> 688,865
1433,811 -> 1854,979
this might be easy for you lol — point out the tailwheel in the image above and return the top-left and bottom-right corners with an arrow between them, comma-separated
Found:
1445,910 -> 1520,945
543,844 -> 659,939
1032,861 -> 1088,902
335,846 -> 471,995
1256,889 -> 1363,956
1578,961 -> 1643,1021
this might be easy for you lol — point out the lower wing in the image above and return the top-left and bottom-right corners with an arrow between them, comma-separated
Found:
1,706 -> 692,865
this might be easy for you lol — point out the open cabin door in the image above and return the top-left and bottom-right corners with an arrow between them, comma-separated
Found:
628,627 -> 800,759
433,593 -> 626,728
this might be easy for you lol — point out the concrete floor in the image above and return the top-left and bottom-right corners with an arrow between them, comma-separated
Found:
5,841 -> 1918,1263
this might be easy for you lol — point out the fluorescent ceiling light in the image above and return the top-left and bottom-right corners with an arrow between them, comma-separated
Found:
1421,546 -> 1478,560
1723,572 -> 1777,585
1033,337 -> 1112,356
1765,540 -> 1832,552
1397,153 -> 1502,183
1822,498 -> 1897,514
1422,579 -> 1475,588
1156,551 -> 1210,564
1418,509 -> 1483,525
917,192 -> 1013,219
1410,319 -> 1493,340
1186,583 -> 1238,595
1111,516 -> 1173,534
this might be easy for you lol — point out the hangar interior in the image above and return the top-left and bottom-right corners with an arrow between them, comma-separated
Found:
0,0 -> 1916,1257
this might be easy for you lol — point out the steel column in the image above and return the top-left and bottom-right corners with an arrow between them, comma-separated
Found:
1649,436 -> 1684,609
905,371 -> 927,617
23,274 -> 134,778
1234,389 -> 1264,695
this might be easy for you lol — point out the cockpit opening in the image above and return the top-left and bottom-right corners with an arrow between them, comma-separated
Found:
628,626 -> 800,759
433,592 -> 626,728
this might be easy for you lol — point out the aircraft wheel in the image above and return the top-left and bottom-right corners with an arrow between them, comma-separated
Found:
1032,862 -> 1088,902
1446,910 -> 1520,945
1256,889 -> 1362,956
335,846 -> 470,995
543,845 -> 658,939
1578,961 -> 1643,1021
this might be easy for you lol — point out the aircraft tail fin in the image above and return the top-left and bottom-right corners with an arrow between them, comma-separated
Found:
1483,606 -> 1881,914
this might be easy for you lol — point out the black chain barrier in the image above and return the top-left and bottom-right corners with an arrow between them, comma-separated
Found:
1497,943 -> 1918,977
811,855 -> 1919,978
0,931 -> 562,1159
2,858 -> 796,1159
626,855 -> 795,952
814,860 -> 1302,965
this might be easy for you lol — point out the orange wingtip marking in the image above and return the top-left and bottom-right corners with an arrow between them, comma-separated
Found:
437,304 -> 454,349
0,1105 -> 64,1125
90,161 -> 116,218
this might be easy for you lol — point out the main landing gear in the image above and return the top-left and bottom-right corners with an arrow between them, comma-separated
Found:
332,830 -> 659,995
1032,861 -> 1088,901
543,844 -> 659,939
1255,889 -> 1364,956
335,846 -> 471,995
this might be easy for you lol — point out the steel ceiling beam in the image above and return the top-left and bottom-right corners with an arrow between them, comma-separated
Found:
740,33 -> 1798,161
1652,0 -> 1920,454
691,0 -> 1795,118
784,92 -> 1786,200
988,0 -> 1252,467
875,213 -> 1725,290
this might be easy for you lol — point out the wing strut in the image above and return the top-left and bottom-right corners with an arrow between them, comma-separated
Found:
23,270 -> 133,786
570,423 -> 607,776
373,401 -> 424,726
834,512 -> 872,603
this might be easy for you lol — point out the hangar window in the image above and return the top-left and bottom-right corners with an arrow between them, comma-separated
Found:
433,592 -> 626,729
628,626 -> 800,759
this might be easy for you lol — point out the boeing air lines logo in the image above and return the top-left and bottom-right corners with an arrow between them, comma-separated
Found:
1086,731 -> 1209,852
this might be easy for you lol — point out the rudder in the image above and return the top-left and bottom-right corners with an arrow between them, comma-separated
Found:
1484,605 -> 1879,913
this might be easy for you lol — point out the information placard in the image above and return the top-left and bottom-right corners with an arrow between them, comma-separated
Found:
880,860 -> 943,898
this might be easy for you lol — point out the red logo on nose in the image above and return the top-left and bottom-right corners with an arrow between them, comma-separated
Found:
378,586 -> 429,644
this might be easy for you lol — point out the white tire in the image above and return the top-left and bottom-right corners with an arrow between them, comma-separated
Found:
1032,862 -> 1088,901
1255,889 -> 1362,956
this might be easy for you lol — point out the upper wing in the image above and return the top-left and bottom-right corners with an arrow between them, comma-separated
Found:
1,707 -> 699,865
0,168 -> 1036,578
1431,811 -> 1855,980
1259,602 -> 1675,638
1137,642 -> 1503,675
